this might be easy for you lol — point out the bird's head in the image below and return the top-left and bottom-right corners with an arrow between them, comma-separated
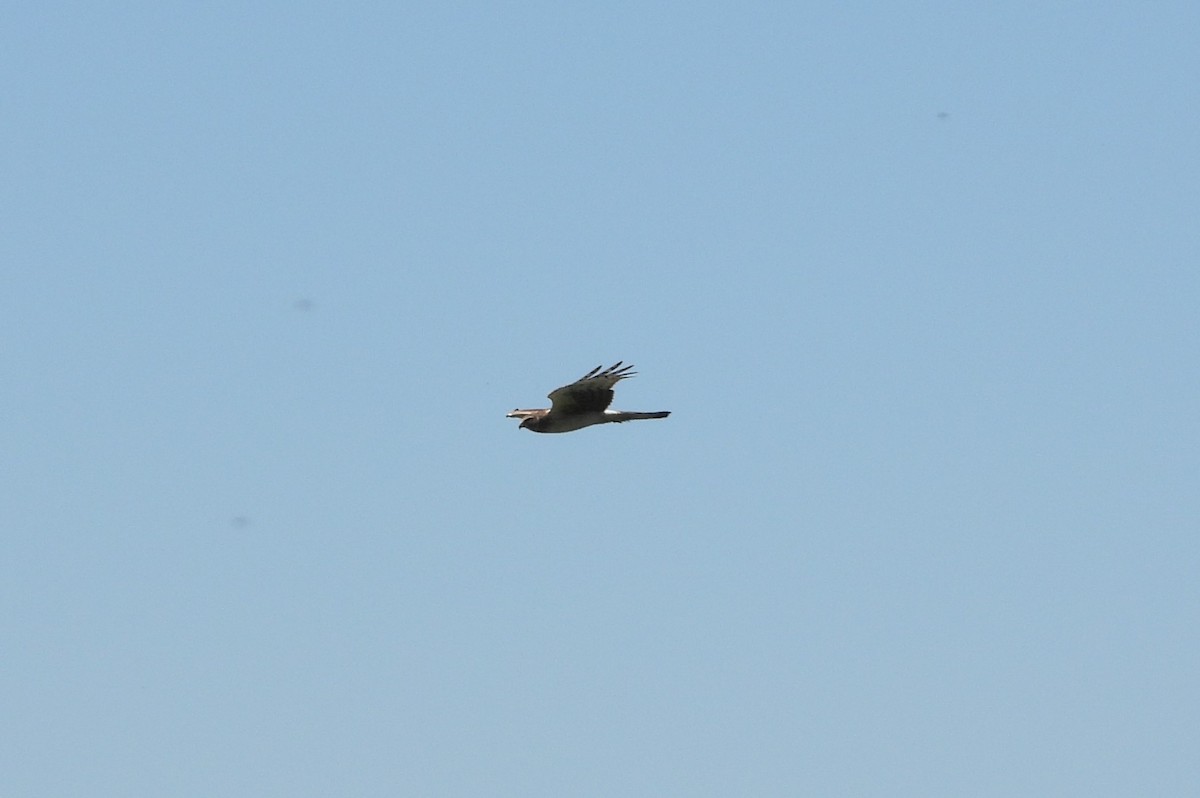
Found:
507,409 -> 540,431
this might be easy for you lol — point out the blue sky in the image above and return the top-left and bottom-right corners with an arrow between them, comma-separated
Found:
3,3 -> 1198,795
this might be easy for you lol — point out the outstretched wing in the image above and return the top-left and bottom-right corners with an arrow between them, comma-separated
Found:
547,362 -> 636,416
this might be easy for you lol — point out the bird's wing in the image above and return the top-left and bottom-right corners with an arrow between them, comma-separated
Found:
547,362 -> 636,415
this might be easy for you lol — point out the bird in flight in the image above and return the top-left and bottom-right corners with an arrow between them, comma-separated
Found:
507,362 -> 670,433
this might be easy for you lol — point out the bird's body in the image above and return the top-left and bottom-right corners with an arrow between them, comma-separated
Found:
507,363 -> 670,434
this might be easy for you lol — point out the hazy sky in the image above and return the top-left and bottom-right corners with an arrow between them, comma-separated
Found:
3,3 -> 1198,795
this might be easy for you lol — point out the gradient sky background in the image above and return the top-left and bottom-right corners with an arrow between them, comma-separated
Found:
3,3 -> 1198,795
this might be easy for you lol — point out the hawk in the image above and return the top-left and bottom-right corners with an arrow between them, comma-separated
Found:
507,362 -> 670,433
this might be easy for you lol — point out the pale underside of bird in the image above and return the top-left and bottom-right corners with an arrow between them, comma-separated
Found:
507,362 -> 670,433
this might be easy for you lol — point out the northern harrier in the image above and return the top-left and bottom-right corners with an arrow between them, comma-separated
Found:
507,362 -> 670,433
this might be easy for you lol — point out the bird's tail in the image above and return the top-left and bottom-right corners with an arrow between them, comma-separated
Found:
606,411 -> 670,422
